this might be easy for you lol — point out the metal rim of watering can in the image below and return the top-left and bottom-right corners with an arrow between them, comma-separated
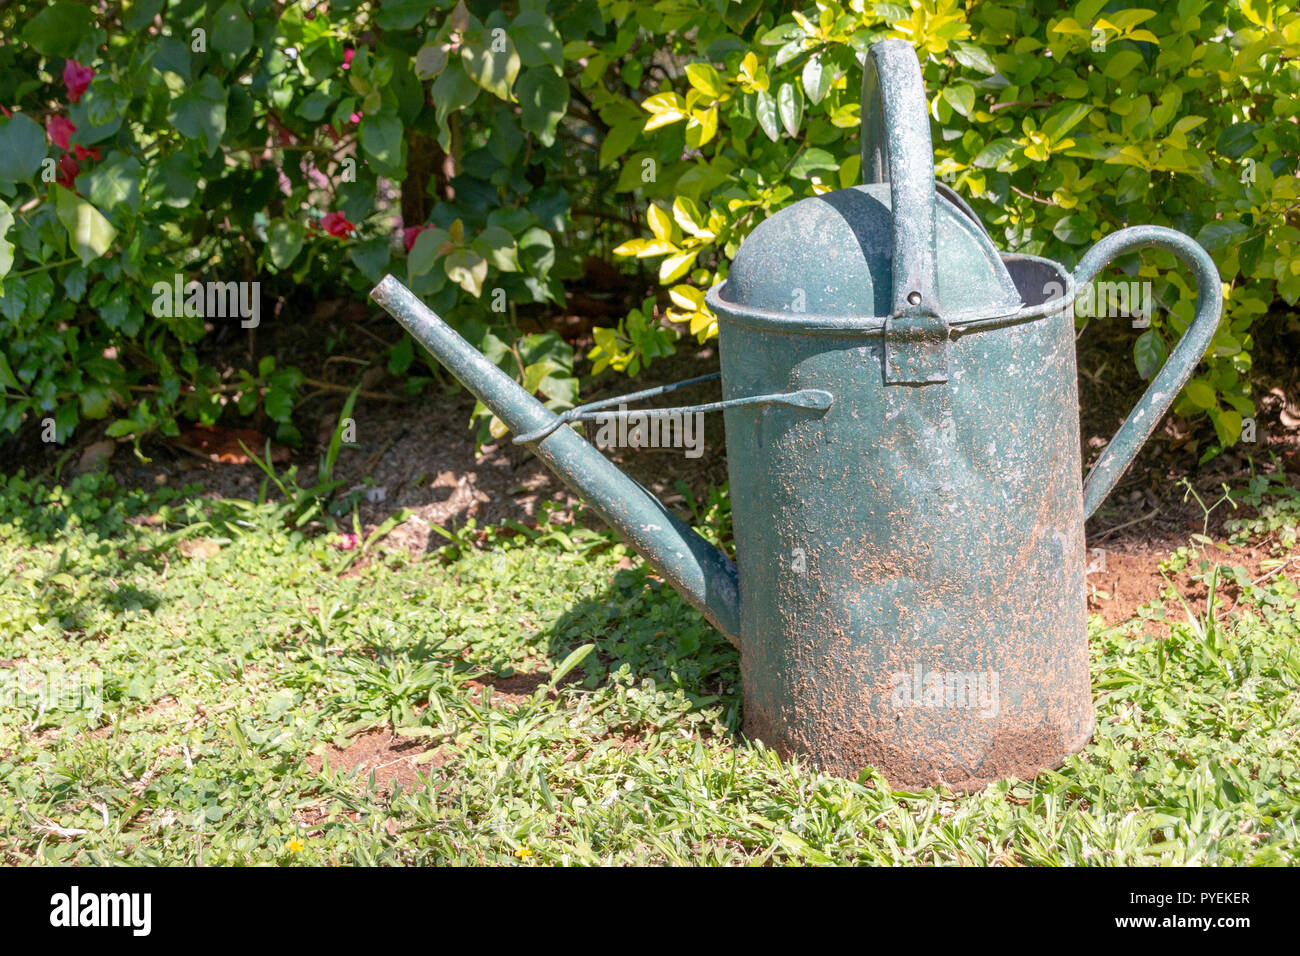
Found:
705,254 -> 1076,337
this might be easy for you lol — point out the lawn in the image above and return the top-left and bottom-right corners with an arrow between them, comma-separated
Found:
1,469 -> 1298,866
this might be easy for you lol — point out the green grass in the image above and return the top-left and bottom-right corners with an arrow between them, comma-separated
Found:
1,469 -> 1298,865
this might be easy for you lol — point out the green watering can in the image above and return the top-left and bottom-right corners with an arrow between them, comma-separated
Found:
371,39 -> 1222,791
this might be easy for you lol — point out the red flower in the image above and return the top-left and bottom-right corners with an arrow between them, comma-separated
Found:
403,224 -> 431,252
322,211 -> 355,238
74,144 -> 101,162
342,48 -> 355,70
56,153 -> 80,187
48,115 -> 76,150
63,60 -> 95,103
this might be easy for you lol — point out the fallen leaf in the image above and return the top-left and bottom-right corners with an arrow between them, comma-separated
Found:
174,424 -> 291,464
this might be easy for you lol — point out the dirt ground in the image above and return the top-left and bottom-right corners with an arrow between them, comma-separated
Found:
8,297 -> 1300,642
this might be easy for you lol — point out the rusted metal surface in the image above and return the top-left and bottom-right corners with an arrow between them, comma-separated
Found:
369,38 -> 1223,792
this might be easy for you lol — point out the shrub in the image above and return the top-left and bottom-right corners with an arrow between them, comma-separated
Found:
0,0 -> 594,448
1,0 -> 1293,456
591,0 -> 1299,453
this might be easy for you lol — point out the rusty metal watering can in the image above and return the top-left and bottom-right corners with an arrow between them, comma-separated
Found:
371,39 -> 1222,791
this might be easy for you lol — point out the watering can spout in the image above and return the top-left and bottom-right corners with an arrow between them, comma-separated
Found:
370,275 -> 742,647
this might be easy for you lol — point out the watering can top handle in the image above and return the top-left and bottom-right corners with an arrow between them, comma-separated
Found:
1075,225 -> 1224,520
859,39 -> 940,320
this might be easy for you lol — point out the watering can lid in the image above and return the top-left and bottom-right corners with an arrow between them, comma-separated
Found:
708,40 -> 1022,331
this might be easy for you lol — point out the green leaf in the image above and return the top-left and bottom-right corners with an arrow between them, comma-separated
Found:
972,138 -> 1018,169
374,0 -> 430,29
513,12 -> 564,69
155,153 -> 199,203
83,153 -> 143,214
0,201 -> 12,290
1195,221 -> 1248,251
685,63 -> 725,98
432,64 -> 480,129
600,117 -> 641,169
801,55 -> 833,105
518,227 -> 555,276
1103,51 -> 1144,79
80,385 -> 113,419
359,112 -> 405,177
659,249 -> 699,283
952,41 -> 996,74
169,74 -> 228,156
1216,122 -> 1259,159
759,23 -> 804,46
348,236 -> 391,284
0,114 -> 47,183
790,147 -> 838,179
1183,378 -> 1216,410
267,220 -> 306,269
1133,328 -> 1167,379
672,196 -> 705,235
942,85 -> 976,118
54,186 -> 118,266
1237,233 -> 1265,277
755,90 -> 779,142
211,3 -> 253,67
777,82 -> 803,138
444,248 -> 488,295
471,225 -> 520,272
1209,407 -> 1242,445
264,385 -> 295,422
461,28 -> 521,100
548,644 -> 595,685
415,43 -> 450,80
0,350 -> 19,390
516,69 -> 568,145
408,227 -> 451,276
1052,214 -> 1091,245
1041,103 -> 1093,141
21,2 -> 94,57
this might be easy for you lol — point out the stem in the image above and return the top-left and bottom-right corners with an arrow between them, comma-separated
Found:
7,257 -> 79,279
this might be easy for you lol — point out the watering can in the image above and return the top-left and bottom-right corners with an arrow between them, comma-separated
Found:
370,39 -> 1222,791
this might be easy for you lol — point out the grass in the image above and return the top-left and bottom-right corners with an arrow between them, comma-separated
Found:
0,468 -> 1298,866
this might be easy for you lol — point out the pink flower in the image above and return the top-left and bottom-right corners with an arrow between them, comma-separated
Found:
321,211 -> 355,238
338,533 -> 359,551
403,224 -> 431,252
63,60 -> 95,103
342,48 -> 355,70
0,106 -> 11,118
47,115 -> 76,150
56,153 -> 80,188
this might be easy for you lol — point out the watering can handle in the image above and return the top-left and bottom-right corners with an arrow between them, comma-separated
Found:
859,39 -> 940,323
1073,226 -> 1223,520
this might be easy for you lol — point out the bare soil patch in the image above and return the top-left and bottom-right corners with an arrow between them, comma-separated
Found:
307,727 -> 450,792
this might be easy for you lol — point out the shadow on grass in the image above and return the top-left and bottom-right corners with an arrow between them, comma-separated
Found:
535,565 -> 744,733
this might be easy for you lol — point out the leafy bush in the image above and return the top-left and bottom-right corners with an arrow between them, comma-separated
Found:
0,0 -> 1293,455
0,0 -> 594,447
592,0 -> 1299,451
